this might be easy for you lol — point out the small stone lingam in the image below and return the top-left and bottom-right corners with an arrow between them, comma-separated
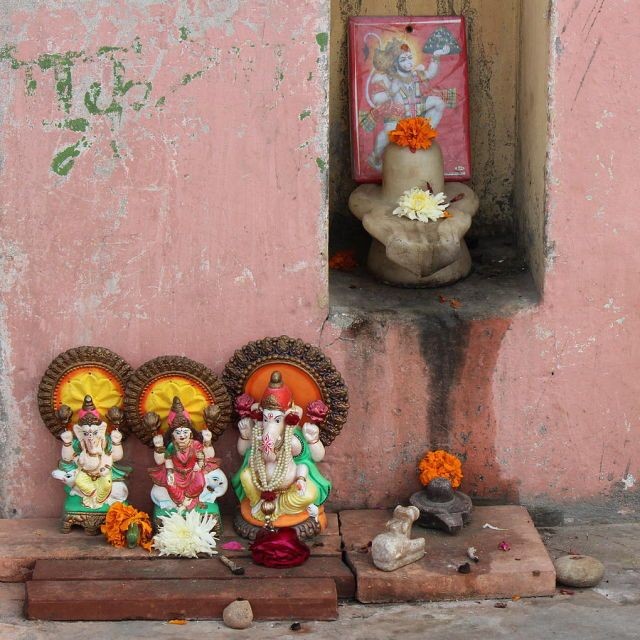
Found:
349,117 -> 479,287
410,477 -> 472,535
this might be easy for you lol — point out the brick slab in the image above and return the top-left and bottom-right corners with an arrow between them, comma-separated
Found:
31,556 -> 355,599
340,505 -> 556,603
26,577 -> 338,621
0,515 -> 341,582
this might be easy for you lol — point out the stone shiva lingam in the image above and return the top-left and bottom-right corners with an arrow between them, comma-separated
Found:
349,116 -> 479,287
231,371 -> 331,539
38,346 -> 134,534
410,450 -> 472,535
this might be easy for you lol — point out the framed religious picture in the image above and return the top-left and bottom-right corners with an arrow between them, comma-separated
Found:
348,15 -> 471,182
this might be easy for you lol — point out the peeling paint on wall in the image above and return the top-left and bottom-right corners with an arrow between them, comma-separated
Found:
0,37 -> 222,178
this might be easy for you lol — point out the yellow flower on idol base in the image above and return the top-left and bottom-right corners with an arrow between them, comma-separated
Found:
393,187 -> 449,223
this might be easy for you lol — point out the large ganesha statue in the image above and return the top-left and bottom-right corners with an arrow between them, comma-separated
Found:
223,336 -> 349,541
232,371 -> 331,534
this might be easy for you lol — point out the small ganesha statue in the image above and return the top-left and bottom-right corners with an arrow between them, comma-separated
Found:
231,371 -> 331,539
51,395 -> 130,534
146,396 -> 228,532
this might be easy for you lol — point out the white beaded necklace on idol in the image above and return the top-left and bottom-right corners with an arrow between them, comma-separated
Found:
249,422 -> 294,492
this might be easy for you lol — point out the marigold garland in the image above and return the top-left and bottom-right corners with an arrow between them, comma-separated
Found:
418,449 -> 463,488
388,117 -> 438,153
101,502 -> 153,551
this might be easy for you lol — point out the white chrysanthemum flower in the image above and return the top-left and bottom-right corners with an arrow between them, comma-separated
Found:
392,187 -> 449,222
153,511 -> 218,558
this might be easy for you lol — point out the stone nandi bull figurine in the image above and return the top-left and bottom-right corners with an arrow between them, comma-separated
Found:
371,505 -> 426,571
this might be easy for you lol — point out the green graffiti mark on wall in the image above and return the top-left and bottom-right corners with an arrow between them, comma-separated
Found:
316,157 -> 327,171
299,109 -> 311,120
1,37 -> 217,177
181,69 -> 204,85
51,137 -> 91,176
315,32 -> 328,53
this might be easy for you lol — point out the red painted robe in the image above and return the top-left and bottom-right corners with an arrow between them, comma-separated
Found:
149,440 -> 219,510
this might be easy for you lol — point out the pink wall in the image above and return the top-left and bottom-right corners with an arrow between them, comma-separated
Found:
1,0 -> 638,522
0,0 -> 330,516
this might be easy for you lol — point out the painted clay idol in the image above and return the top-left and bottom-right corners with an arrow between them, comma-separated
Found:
222,336 -> 349,540
124,356 -> 231,535
38,346 -> 133,534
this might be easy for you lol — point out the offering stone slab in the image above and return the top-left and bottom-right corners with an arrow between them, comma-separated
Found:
340,505 -> 556,603
26,577 -> 338,621
0,514 -> 340,582
31,556 -> 355,599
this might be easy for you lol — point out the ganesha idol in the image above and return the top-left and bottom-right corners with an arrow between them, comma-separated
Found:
231,371 -> 332,539
52,395 -> 131,534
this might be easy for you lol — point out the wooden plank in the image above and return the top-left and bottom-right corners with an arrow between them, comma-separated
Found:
31,556 -> 356,599
26,577 -> 338,621
340,505 -> 556,603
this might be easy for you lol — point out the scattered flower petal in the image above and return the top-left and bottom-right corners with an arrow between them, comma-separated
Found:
221,541 -> 244,551
168,619 -> 188,625
483,523 -> 508,531
329,249 -> 358,271
498,540 -> 511,552
467,547 -> 479,562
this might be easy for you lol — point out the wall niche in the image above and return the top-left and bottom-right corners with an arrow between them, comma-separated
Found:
329,0 -> 550,312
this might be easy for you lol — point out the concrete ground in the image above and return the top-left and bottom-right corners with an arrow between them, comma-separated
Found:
1,523 -> 638,640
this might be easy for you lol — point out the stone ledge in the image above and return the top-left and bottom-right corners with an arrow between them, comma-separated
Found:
0,514 -> 341,582
340,505 -> 556,603
329,237 -> 538,323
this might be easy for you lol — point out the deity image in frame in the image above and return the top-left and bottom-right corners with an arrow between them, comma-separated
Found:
349,16 -> 471,182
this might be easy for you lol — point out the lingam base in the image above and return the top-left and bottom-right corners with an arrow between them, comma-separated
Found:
367,239 -> 473,288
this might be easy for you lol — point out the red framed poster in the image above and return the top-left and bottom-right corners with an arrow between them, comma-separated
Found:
348,15 -> 472,182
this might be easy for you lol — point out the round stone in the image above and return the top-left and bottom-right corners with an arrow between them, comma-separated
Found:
222,599 -> 253,629
554,555 -> 605,588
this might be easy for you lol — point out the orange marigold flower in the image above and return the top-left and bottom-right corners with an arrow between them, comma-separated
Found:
101,502 -> 154,551
329,249 -> 358,271
418,449 -> 463,488
388,117 -> 438,153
